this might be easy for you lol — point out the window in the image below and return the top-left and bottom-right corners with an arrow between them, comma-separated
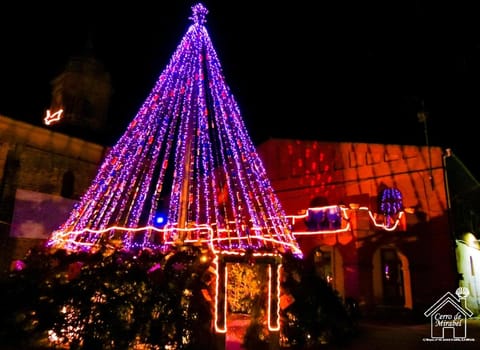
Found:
470,256 -> 475,276
61,170 -> 75,198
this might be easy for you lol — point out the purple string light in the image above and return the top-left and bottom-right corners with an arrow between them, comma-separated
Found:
47,3 -> 302,258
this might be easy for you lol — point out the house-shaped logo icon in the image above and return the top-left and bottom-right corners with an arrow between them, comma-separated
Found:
424,290 -> 473,339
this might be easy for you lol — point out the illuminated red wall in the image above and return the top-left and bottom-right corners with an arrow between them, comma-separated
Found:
258,138 -> 457,314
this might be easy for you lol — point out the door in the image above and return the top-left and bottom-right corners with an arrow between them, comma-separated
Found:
380,248 -> 405,305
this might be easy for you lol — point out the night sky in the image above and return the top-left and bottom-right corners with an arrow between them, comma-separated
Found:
1,1 -> 479,178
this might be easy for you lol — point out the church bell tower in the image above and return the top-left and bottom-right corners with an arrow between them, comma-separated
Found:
46,39 -> 112,137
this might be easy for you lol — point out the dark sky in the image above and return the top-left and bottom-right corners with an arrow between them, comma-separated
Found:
1,1 -> 480,178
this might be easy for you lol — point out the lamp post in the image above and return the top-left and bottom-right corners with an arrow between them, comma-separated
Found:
417,103 -> 434,188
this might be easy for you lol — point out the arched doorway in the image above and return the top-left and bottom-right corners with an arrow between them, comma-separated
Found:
311,246 -> 345,297
372,247 -> 412,309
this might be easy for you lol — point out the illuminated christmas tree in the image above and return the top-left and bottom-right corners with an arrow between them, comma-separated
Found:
46,3 -> 302,259
0,5 -> 356,349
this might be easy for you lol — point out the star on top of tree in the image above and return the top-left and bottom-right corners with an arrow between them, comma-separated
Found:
189,3 -> 208,25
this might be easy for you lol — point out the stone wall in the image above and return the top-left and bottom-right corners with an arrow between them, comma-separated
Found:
0,115 -> 107,271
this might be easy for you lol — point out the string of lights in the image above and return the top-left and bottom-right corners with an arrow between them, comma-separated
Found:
47,3 -> 302,257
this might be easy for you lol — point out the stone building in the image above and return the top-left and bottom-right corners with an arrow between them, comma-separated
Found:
0,46 -> 111,271
45,40 -> 112,139
0,115 -> 108,270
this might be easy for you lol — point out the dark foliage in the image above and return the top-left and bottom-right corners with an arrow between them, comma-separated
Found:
1,247 -> 358,350
0,246 -> 217,350
243,252 -> 358,349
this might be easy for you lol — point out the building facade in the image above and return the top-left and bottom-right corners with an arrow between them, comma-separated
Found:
0,115 -> 107,271
257,138 -> 477,317
45,44 -> 112,138
0,47 -> 112,271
